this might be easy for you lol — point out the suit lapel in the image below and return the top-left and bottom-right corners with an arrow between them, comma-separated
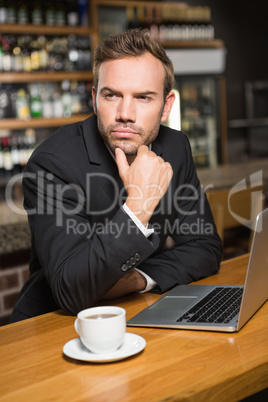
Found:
82,115 -> 125,203
152,125 -> 164,157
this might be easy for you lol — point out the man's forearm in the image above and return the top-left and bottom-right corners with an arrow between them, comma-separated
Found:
101,269 -> 147,299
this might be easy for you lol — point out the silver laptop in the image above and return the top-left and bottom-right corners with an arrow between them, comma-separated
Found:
128,208 -> 268,332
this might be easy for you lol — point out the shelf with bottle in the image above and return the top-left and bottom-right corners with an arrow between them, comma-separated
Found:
94,0 -> 221,48
0,128 -> 37,181
0,33 -> 93,74
0,81 -> 94,130
0,0 -> 90,29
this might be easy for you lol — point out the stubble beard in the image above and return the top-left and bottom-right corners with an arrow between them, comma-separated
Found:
96,113 -> 162,157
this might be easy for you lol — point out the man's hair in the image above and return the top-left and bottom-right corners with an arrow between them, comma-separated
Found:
93,28 -> 174,99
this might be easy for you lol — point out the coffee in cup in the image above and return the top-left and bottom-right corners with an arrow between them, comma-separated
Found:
74,306 -> 126,354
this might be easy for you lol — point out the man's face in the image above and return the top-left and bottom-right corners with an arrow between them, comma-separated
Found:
92,52 -> 174,162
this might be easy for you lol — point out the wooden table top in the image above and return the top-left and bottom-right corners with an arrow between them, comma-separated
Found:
0,254 -> 268,402
197,158 -> 268,191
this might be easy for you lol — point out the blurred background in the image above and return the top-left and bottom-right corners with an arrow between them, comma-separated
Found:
0,0 -> 267,325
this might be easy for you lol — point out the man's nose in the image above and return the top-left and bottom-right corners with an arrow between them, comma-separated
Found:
116,98 -> 136,122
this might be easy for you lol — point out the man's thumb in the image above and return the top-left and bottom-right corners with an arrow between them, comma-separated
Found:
115,148 -> 129,177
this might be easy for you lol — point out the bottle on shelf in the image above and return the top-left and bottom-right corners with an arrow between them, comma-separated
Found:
202,7 -> 215,40
0,34 -> 3,72
30,38 -> 41,71
37,35 -> 49,71
78,0 -> 88,27
2,84 -> 16,118
29,84 -> 43,118
0,0 -> 7,24
13,37 -> 24,72
2,36 -> 12,72
17,0 -> 29,25
53,89 -> 64,118
76,35 -> 91,71
55,0 -> 66,27
0,137 -> 4,178
10,134 -> 20,174
16,88 -> 30,120
51,37 -> 64,71
0,86 -> 8,119
21,35 -> 32,72
2,137 -> 14,177
67,34 -> 78,71
41,83 -> 54,118
45,0 -> 55,26
61,80 -> 72,117
70,80 -> 82,115
0,84 -> 16,118
9,85 -> 17,118
6,0 -> 16,24
67,0 -> 78,27
32,0 -> 44,25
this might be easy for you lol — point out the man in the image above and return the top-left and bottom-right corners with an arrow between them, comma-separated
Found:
10,29 -> 223,322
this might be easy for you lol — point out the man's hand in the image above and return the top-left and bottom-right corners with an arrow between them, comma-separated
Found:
115,145 -> 173,225
101,270 -> 146,299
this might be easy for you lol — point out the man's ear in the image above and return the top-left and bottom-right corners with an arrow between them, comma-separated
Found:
92,87 -> 97,114
161,91 -> 176,122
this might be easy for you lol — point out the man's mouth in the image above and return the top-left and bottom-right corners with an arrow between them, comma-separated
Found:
112,128 -> 139,138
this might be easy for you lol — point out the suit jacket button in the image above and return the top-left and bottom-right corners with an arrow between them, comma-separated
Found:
130,257 -> 135,266
121,264 -> 128,272
135,253 -> 140,262
126,260 -> 131,269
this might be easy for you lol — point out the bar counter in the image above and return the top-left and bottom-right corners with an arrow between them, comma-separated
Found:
0,254 -> 267,401
197,157 -> 268,191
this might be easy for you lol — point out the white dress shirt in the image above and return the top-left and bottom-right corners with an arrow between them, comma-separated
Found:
122,203 -> 157,292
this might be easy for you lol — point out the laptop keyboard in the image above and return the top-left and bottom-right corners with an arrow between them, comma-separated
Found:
176,287 -> 243,324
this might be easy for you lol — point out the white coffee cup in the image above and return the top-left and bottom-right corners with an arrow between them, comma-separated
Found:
74,306 -> 126,354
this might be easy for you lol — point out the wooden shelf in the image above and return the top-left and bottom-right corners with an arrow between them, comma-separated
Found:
0,24 -> 94,36
0,115 -> 92,130
228,118 -> 268,129
161,40 -> 224,49
92,1 -> 223,49
0,13 -> 95,132
0,71 -> 93,83
92,0 -> 193,7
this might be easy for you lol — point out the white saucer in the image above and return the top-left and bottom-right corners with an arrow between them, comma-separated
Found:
63,333 -> 146,363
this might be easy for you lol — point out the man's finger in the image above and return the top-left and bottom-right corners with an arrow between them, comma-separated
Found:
137,144 -> 149,155
115,147 -> 129,177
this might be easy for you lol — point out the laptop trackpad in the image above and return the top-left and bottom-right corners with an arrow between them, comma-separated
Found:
150,296 -> 197,311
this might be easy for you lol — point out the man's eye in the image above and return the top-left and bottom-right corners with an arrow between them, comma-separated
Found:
104,93 -> 115,99
138,96 -> 151,101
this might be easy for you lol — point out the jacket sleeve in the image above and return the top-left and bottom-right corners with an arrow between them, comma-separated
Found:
138,135 -> 223,293
23,152 -> 159,315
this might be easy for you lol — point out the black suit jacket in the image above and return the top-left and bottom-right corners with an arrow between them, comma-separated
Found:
10,115 -> 223,321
